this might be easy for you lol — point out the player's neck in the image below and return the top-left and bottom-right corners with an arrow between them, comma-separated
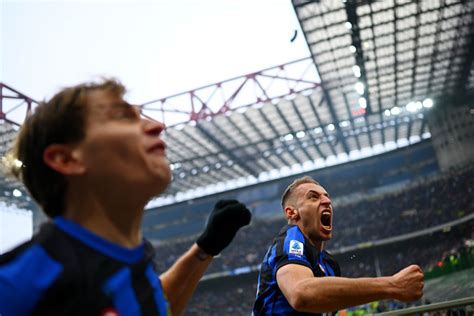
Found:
309,239 -> 324,251
295,223 -> 325,251
62,185 -> 146,248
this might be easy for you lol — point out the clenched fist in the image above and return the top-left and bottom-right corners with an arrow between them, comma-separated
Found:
196,200 -> 251,256
390,265 -> 424,302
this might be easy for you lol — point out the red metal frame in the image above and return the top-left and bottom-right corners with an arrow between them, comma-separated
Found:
1,57 -> 320,127
140,57 -> 321,126
0,83 -> 38,126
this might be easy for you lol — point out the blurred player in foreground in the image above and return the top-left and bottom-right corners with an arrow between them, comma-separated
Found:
253,176 -> 423,315
0,79 -> 251,316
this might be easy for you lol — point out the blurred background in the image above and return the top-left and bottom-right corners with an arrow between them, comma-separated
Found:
1,0 -> 473,314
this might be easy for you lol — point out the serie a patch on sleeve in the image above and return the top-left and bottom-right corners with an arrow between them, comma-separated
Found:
289,240 -> 304,256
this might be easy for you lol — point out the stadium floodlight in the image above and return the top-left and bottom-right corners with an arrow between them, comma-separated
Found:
314,127 -> 323,134
301,88 -> 314,96
384,109 -> 391,117
339,120 -> 350,128
423,98 -> 433,108
271,98 -> 280,105
415,101 -> 423,110
355,82 -> 364,95
349,45 -> 357,53
406,102 -> 417,112
236,107 -> 247,114
327,123 -> 335,131
284,94 -> 296,101
12,189 -> 22,197
284,133 -> 294,141
296,131 -> 305,138
391,106 -> 401,115
354,116 -> 365,124
359,97 -> 367,108
352,65 -> 361,78
345,22 -> 352,29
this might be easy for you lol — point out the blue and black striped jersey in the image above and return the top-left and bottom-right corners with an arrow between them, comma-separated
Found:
253,224 -> 341,316
0,217 -> 170,316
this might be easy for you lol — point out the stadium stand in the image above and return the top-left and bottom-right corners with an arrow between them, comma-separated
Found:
143,140 -> 439,242
152,163 -> 472,274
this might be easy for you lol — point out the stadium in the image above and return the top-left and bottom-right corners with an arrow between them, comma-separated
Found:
1,0 -> 473,315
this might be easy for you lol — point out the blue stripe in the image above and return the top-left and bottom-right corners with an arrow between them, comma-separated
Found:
102,267 -> 141,316
144,264 -> 169,316
320,252 -> 335,276
324,259 -> 335,276
318,252 -> 328,276
54,217 -> 144,264
0,245 -> 63,316
268,245 -> 277,278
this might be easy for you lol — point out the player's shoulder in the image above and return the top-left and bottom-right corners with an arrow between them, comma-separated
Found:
0,222 -> 67,315
0,220 -> 82,276
276,224 -> 306,246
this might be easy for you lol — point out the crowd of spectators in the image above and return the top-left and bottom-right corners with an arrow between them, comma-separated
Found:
153,166 -> 473,275
328,165 -> 473,248
144,141 -> 438,241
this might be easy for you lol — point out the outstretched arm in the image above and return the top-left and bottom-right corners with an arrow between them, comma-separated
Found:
277,264 -> 424,313
160,244 -> 213,316
160,200 -> 251,315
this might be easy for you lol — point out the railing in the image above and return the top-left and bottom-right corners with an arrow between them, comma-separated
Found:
377,296 -> 474,315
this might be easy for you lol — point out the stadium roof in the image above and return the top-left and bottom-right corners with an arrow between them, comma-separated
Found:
1,0 -> 473,208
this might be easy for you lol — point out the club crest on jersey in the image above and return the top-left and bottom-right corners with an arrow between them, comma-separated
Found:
289,240 -> 304,256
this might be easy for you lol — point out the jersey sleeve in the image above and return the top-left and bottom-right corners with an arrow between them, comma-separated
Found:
274,226 -> 313,272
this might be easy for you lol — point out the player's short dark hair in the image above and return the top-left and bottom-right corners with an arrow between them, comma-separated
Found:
281,176 -> 320,209
8,79 -> 125,217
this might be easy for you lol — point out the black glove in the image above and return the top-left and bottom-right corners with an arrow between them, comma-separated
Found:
196,200 -> 251,256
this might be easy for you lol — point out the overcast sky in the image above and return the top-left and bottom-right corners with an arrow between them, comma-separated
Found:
1,0 -> 310,106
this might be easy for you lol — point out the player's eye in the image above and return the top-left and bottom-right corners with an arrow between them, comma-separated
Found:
111,103 -> 140,121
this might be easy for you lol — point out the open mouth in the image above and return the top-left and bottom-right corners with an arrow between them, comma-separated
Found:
320,211 -> 332,230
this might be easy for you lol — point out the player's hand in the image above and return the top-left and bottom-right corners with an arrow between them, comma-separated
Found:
196,200 -> 251,256
390,265 -> 424,302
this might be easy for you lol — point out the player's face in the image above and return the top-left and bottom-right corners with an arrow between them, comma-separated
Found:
74,89 -> 172,196
292,182 -> 333,244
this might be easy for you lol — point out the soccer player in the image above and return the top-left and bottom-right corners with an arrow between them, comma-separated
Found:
0,79 -> 251,316
253,176 -> 424,315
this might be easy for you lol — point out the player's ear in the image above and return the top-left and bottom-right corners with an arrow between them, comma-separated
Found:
43,144 -> 85,175
284,205 -> 299,222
